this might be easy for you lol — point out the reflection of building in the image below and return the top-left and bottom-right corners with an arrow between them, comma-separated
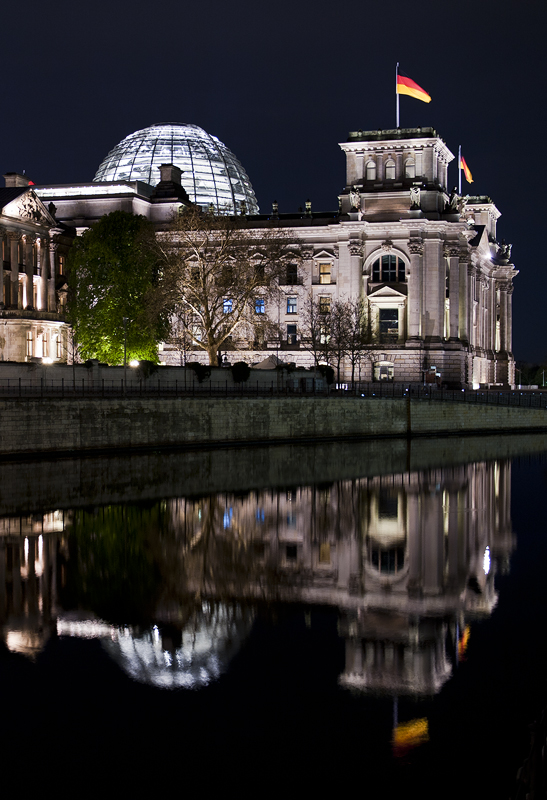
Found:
24,124 -> 518,387
166,459 -> 513,696
0,177 -> 72,361
0,459 -> 514,696
0,511 -> 65,657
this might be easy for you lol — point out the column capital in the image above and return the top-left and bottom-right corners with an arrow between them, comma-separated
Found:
348,241 -> 362,257
301,245 -> 314,259
444,243 -> 460,258
408,238 -> 423,256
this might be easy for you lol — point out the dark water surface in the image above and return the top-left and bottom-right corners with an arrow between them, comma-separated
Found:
1,436 -> 547,798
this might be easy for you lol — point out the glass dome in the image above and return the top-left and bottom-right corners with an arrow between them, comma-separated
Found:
93,122 -> 259,215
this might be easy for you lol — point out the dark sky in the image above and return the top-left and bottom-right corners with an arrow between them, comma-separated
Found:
2,0 -> 544,361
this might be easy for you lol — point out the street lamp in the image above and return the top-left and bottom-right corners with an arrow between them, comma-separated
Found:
123,316 -> 128,393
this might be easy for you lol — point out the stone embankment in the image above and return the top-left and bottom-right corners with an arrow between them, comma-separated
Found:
2,395 -> 547,457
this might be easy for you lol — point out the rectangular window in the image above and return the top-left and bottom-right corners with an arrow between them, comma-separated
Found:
26,331 -> 33,357
287,324 -> 297,345
319,296 -> 331,314
379,308 -> 399,343
56,334 -> 61,359
58,256 -> 65,276
255,298 -> 265,314
319,263 -> 331,284
287,296 -> 297,314
286,264 -> 298,284
223,298 -> 233,314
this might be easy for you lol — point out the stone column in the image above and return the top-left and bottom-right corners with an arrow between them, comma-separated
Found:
445,243 -> 460,340
39,237 -> 48,311
48,241 -> 58,312
506,285 -> 514,353
8,232 -> 20,308
348,241 -> 362,298
25,236 -> 35,309
498,282 -> 509,353
407,238 -> 423,341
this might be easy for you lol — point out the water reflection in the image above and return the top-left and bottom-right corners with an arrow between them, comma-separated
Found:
0,458 -> 514,701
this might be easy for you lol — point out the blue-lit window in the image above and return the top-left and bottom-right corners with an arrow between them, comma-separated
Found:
255,298 -> 265,314
223,507 -> 233,529
223,298 -> 233,314
287,296 -> 297,314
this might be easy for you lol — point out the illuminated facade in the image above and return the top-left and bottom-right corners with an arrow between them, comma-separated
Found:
29,125 -> 517,386
0,175 -> 72,362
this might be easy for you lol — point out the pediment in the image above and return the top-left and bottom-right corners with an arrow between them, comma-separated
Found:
368,284 -> 407,299
312,249 -> 335,260
2,189 -> 57,227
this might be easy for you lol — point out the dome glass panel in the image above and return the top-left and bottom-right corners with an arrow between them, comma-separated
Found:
94,123 -> 259,215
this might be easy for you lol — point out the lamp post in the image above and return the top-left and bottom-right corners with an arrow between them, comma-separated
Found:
123,316 -> 128,394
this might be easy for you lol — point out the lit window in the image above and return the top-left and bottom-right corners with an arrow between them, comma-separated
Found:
366,161 -> 376,181
405,159 -> 415,179
287,324 -> 297,345
26,331 -> 33,357
255,298 -> 265,314
372,255 -> 406,282
58,256 -> 65,276
287,296 -> 297,314
319,543 -> 331,564
379,308 -> 399,342
56,334 -> 61,359
223,298 -> 233,314
319,296 -> 331,314
385,159 -> 396,180
319,263 -> 331,284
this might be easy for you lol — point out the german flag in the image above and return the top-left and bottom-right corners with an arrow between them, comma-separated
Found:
396,72 -> 431,104
460,155 -> 473,184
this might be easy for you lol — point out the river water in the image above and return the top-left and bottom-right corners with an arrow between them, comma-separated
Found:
1,435 -> 547,798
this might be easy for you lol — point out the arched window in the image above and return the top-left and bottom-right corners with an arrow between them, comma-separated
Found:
404,159 -> 415,179
366,160 -> 376,181
371,254 -> 406,282
385,159 -> 396,180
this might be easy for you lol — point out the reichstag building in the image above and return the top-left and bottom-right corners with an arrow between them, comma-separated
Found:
0,121 -> 517,387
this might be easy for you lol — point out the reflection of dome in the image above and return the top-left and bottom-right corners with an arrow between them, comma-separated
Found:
56,605 -> 252,689
93,123 -> 259,215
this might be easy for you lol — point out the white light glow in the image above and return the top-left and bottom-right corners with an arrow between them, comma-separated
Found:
473,383 -> 480,390
129,359 -> 139,367
42,357 -> 53,364
483,546 -> 491,575
35,183 -> 141,198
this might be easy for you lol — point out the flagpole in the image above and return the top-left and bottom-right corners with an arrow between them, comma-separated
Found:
396,62 -> 400,128
458,144 -> 462,195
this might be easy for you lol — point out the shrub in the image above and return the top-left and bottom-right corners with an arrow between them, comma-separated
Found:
231,361 -> 251,383
186,362 -> 211,383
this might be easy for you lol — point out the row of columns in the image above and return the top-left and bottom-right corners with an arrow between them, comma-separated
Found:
2,230 -> 58,311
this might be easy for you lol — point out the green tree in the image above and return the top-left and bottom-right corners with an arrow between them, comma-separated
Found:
67,211 -> 167,363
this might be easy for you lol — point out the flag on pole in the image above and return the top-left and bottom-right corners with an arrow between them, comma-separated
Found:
396,71 -> 431,104
460,155 -> 473,184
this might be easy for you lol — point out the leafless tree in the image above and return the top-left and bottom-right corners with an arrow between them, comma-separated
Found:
155,207 -> 298,365
299,293 -> 333,368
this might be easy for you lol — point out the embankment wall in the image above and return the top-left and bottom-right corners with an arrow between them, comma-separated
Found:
1,396 -> 547,457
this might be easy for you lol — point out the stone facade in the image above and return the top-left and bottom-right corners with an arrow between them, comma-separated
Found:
30,127 -> 517,388
0,173 -> 72,362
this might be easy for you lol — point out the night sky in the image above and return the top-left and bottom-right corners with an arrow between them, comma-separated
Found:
2,1 -> 544,361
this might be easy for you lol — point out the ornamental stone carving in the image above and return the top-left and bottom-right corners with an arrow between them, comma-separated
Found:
348,241 -> 362,257
444,243 -> 460,258
301,246 -> 314,259
381,239 -> 393,252
408,239 -> 423,256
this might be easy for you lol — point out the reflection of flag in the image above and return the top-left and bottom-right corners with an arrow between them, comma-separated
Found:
396,72 -> 431,103
460,156 -> 473,184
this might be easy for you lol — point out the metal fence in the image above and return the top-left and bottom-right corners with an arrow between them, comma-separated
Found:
0,377 -> 545,409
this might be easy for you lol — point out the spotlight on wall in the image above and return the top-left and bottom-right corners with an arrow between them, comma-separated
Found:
42,357 -> 53,364
129,360 -> 139,367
